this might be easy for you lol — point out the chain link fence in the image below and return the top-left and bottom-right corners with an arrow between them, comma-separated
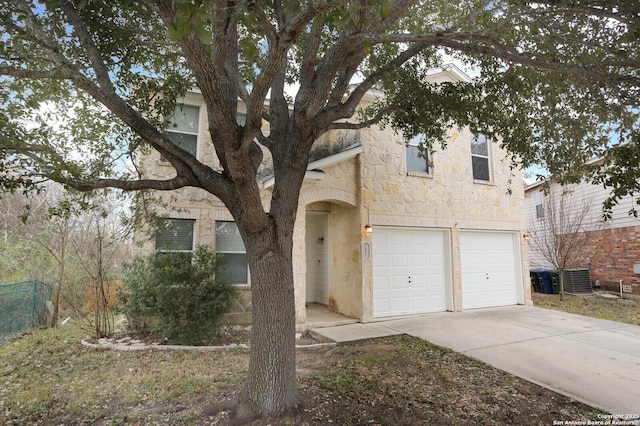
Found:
0,280 -> 52,344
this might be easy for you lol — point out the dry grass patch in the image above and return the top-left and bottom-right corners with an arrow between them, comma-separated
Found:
1,321 -> 605,425
532,292 -> 640,325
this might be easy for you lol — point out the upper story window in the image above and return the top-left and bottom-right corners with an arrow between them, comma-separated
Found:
215,221 -> 248,285
534,191 -> 545,219
470,133 -> 490,182
406,135 -> 429,174
167,104 -> 200,157
155,218 -> 195,261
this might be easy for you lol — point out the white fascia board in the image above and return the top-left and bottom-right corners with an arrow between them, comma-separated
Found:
524,156 -> 605,193
263,144 -> 363,189
425,64 -> 472,83
263,170 -> 325,189
303,170 -> 325,182
307,144 -> 363,170
360,88 -> 386,103
524,180 -> 547,193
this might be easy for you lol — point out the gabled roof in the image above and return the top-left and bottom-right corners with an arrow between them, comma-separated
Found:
425,63 -> 472,83
262,144 -> 363,189
524,156 -> 605,193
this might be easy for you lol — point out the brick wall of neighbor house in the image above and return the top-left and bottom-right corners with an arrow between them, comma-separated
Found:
580,226 -> 640,296
525,178 -> 640,299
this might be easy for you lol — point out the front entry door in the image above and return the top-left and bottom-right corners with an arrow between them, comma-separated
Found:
305,212 -> 329,305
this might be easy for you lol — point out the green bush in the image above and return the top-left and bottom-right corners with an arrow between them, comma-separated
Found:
117,246 -> 236,345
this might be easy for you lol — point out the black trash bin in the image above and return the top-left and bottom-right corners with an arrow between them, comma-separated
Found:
530,271 -> 542,293
532,270 -> 553,294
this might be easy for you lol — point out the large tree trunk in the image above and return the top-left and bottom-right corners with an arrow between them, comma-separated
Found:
231,217 -> 297,423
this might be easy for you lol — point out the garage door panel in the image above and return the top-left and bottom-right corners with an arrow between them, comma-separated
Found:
373,251 -> 390,267
411,296 -> 429,311
391,253 -> 409,266
373,228 -> 448,318
374,274 -> 390,289
392,297 -> 410,311
461,231 -> 518,310
408,253 -> 425,266
391,276 -> 409,290
374,299 -> 389,313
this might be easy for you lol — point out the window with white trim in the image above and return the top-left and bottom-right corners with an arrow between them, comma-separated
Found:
470,133 -> 490,181
155,219 -> 195,261
215,221 -> 248,284
166,104 -> 200,157
406,135 -> 429,174
534,191 -> 545,219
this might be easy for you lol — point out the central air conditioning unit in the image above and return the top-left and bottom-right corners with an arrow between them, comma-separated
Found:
562,269 -> 592,294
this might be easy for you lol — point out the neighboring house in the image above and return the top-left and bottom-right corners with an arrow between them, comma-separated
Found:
525,176 -> 640,298
135,66 -> 532,328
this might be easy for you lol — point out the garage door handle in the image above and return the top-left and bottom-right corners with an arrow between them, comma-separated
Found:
408,276 -> 412,284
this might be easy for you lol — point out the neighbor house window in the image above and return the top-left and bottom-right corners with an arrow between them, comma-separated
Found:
166,104 -> 200,157
406,135 -> 429,174
534,191 -> 545,219
470,133 -> 490,181
155,219 -> 195,261
215,221 -> 248,284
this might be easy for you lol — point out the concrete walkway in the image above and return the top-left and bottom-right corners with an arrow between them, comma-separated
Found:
311,305 -> 640,415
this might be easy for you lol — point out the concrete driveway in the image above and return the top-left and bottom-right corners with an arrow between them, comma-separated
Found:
381,305 -> 640,415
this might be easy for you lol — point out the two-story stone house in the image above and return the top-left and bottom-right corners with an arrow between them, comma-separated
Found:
135,66 -> 532,329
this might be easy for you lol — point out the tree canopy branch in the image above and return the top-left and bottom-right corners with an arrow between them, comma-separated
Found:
328,106 -> 400,130
66,176 -> 194,192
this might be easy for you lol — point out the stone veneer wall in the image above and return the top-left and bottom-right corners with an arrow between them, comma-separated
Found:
327,203 -> 362,318
358,124 -> 525,223
579,226 -> 640,296
356,118 -> 529,317
135,86 -> 532,324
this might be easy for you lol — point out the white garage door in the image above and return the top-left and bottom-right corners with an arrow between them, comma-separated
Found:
373,228 -> 448,318
461,231 -> 519,309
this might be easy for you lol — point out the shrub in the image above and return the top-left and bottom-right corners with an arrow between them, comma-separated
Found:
117,246 -> 236,345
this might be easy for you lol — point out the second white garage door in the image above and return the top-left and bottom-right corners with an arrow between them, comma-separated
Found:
460,231 -> 519,309
373,228 -> 448,318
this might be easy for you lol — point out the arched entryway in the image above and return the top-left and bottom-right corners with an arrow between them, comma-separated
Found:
302,196 -> 361,326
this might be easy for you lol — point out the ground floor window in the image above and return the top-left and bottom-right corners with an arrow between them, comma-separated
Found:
155,218 -> 195,251
155,218 -> 195,262
215,221 -> 248,284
